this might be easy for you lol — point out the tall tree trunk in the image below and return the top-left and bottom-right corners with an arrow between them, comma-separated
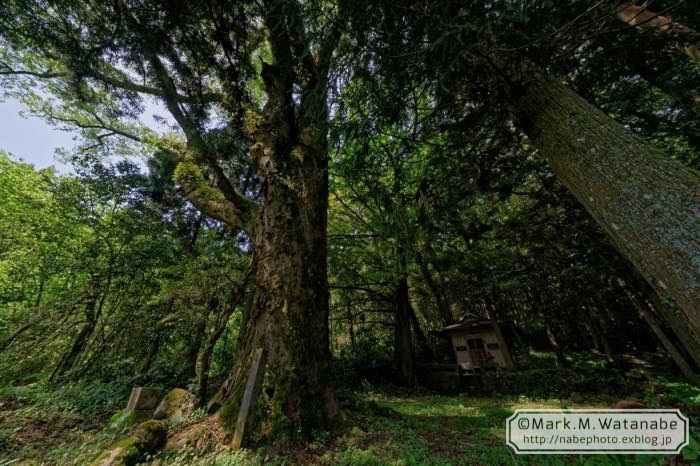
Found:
139,332 -> 161,375
212,146 -> 335,439
586,323 -> 602,352
416,252 -> 453,326
204,0 -> 342,439
588,305 -> 616,364
408,299 -> 433,359
544,323 -> 570,368
393,274 -> 414,384
183,301 -> 211,383
346,302 -> 356,350
511,71 -> 700,352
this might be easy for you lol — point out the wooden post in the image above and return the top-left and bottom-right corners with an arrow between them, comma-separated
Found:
231,348 -> 267,449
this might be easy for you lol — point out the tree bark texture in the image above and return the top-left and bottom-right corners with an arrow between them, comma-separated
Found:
512,72 -> 700,354
215,157 -> 334,437
201,0 -> 343,440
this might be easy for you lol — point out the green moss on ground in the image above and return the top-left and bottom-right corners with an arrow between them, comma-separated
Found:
89,420 -> 167,466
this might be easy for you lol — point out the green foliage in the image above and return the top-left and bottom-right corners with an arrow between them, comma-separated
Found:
332,333 -> 393,386
0,153 -> 250,391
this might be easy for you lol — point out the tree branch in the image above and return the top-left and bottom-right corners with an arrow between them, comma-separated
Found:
0,60 -> 221,104
614,1 -> 700,62
112,0 -> 258,233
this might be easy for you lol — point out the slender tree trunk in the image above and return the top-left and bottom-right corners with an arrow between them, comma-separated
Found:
619,278 -> 699,382
139,332 -> 161,375
586,323 -> 602,352
408,299 -> 432,359
0,314 -> 46,353
599,328 -> 615,364
183,301 -> 211,383
197,286 -> 247,407
50,299 -> 98,383
346,302 -> 356,349
544,322 -> 570,368
393,274 -> 414,384
511,71 -> 700,352
417,253 -> 453,326
588,305 -> 616,364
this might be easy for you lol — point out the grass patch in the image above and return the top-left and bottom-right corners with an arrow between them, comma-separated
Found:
2,377 -> 698,465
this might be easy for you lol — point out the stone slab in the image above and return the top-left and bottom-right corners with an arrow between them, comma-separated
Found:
125,387 -> 162,413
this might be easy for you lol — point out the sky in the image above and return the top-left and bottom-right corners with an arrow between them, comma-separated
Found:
0,95 -> 173,174
0,97 -> 76,172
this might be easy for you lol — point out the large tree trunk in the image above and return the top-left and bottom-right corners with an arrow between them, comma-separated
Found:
511,71 -> 700,353
203,0 -> 341,440
213,145 -> 335,440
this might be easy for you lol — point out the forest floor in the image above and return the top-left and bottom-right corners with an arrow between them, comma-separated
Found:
1,373 -> 698,465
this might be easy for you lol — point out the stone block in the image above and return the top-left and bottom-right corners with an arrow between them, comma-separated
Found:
125,387 -> 162,414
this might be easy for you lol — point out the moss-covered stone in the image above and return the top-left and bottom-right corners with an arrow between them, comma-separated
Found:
153,388 -> 195,425
120,409 -> 153,428
89,420 -> 167,466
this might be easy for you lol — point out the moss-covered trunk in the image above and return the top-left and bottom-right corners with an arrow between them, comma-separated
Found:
214,135 -> 335,440
512,72 -> 700,357
207,0 -> 341,438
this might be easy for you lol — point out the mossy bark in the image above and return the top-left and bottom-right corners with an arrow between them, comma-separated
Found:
211,57 -> 336,440
205,0 -> 341,442
512,72 -> 700,360
215,155 -> 335,440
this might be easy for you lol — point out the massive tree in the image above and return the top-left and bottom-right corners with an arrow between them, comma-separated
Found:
0,0 -> 343,437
